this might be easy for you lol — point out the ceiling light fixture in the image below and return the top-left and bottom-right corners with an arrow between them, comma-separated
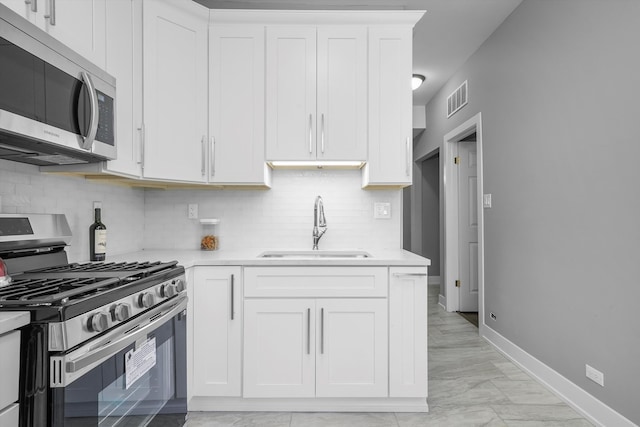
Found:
412,74 -> 425,90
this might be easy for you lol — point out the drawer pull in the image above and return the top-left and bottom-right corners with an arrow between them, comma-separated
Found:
392,273 -> 427,277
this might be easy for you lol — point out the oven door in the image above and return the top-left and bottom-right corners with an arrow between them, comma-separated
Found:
48,296 -> 187,427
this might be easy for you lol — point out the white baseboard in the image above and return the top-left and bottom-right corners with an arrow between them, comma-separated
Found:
438,293 -> 446,310
482,326 -> 637,427
428,275 -> 441,285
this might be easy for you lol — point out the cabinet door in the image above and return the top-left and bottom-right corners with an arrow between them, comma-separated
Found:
317,26 -> 367,161
363,27 -> 413,187
265,26 -> 316,161
316,299 -> 388,397
210,25 -> 269,185
142,0 -> 208,183
244,299 -> 316,398
389,267 -> 428,397
40,0 -> 107,68
192,267 -> 242,397
103,0 -> 142,178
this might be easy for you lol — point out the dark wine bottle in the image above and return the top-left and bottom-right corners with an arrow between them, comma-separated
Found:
89,207 -> 107,261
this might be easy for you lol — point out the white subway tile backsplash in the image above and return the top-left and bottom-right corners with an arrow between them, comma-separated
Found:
0,160 -> 145,262
1,162 -> 403,261
143,169 -> 402,251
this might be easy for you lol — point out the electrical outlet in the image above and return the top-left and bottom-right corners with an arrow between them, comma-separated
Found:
490,312 -> 497,321
586,364 -> 604,387
374,202 -> 391,219
188,204 -> 198,219
483,193 -> 492,208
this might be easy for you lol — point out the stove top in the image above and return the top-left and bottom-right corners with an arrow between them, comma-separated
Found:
0,261 -> 179,306
0,260 -> 185,322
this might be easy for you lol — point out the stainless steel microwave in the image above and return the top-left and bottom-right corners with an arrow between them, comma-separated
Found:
0,3 -> 116,166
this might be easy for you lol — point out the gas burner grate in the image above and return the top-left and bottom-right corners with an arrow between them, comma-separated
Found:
0,276 -> 121,305
32,260 -> 178,277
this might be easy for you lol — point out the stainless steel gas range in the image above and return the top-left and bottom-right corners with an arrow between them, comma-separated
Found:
0,214 -> 187,427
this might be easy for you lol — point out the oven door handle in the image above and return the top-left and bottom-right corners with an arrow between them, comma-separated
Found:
61,296 -> 187,377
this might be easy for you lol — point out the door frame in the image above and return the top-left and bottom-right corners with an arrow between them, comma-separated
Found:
442,113 -> 485,330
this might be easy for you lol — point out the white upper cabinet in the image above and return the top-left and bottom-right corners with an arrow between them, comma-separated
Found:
1,0 -> 107,68
316,27 -> 367,161
103,0 -> 142,178
362,26 -> 414,188
266,25 -> 367,162
142,0 -> 208,183
265,26 -> 317,161
209,23 -> 271,186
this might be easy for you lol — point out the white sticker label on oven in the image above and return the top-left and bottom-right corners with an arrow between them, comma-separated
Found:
125,337 -> 156,389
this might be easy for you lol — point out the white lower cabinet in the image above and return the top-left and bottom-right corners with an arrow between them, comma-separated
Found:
315,298 -> 388,397
389,267 -> 428,397
243,299 -> 316,398
191,267 -> 242,397
243,298 -> 387,398
189,263 -> 428,412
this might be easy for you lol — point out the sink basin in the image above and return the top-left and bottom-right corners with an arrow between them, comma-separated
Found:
258,250 -> 372,259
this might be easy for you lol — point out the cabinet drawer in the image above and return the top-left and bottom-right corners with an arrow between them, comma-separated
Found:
244,267 -> 387,297
0,331 -> 20,410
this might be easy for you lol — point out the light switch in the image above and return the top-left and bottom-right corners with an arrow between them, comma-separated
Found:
483,194 -> 492,209
374,202 -> 391,219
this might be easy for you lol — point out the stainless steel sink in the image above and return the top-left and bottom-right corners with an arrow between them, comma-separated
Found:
258,250 -> 372,259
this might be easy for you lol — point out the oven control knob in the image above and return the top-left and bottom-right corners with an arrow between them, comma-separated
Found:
111,303 -> 131,322
173,279 -> 185,293
88,312 -> 109,333
138,292 -> 155,308
161,283 -> 178,298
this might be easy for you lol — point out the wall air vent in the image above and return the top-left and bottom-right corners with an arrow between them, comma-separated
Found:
447,80 -> 468,118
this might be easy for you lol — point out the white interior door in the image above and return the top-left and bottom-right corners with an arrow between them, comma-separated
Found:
458,140 -> 479,312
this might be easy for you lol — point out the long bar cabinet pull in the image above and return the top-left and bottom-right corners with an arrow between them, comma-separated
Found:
44,0 -> 55,25
230,274 -> 235,320
137,124 -> 146,171
392,273 -> 428,277
211,136 -> 216,177
320,307 -> 324,354
201,136 -> 206,176
321,114 -> 325,154
309,114 -> 313,154
306,308 -> 311,355
25,0 -> 37,12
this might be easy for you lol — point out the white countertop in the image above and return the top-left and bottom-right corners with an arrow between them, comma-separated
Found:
0,311 -> 30,335
105,248 -> 430,269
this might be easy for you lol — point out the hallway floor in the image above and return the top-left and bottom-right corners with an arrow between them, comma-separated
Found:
185,286 -> 593,426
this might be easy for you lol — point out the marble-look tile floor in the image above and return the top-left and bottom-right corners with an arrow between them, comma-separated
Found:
186,286 -> 593,427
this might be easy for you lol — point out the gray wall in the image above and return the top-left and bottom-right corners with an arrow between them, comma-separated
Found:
414,0 -> 640,423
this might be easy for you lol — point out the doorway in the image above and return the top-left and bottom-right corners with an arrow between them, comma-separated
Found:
443,113 -> 485,332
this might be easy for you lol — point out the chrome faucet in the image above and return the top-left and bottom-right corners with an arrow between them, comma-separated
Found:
312,195 -> 327,250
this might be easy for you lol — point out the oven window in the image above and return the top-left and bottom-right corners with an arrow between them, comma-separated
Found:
54,311 -> 187,427
97,336 -> 174,426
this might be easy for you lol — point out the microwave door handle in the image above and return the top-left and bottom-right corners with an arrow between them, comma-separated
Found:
64,296 -> 187,375
79,71 -> 99,151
